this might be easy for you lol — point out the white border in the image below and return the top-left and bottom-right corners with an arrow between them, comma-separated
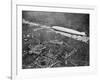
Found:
12,2 -> 97,80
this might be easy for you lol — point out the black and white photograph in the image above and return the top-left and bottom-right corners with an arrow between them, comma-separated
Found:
0,0 -> 99,80
22,11 -> 89,69
10,2 -> 97,79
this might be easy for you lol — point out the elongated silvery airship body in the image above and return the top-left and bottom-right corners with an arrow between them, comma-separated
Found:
52,26 -> 86,36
